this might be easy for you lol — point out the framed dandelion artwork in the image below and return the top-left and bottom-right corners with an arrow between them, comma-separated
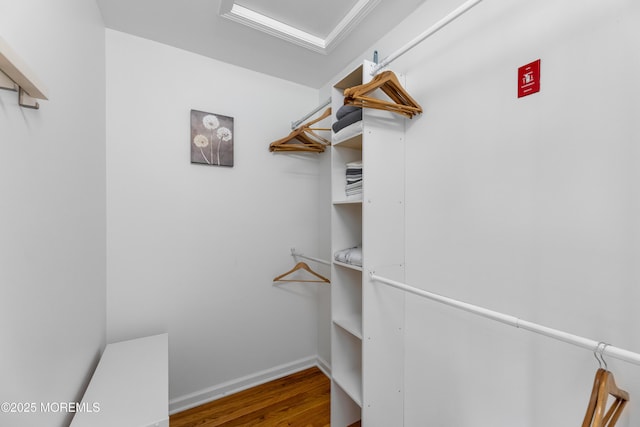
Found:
190,110 -> 234,166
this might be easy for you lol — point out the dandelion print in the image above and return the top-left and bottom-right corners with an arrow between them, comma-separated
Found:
217,127 -> 232,141
202,115 -> 220,162
190,110 -> 234,166
193,134 -> 210,164
202,115 -> 219,130
215,127 -> 233,164
193,134 -> 209,147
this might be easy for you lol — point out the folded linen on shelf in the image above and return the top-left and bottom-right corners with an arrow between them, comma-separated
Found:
336,105 -> 362,120
334,246 -> 363,267
333,121 -> 363,144
345,160 -> 363,197
332,109 -> 363,133
346,182 -> 362,197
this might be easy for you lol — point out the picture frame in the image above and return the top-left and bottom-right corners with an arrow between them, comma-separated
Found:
190,109 -> 234,166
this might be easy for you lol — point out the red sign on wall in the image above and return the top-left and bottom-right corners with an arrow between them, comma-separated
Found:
518,59 -> 541,98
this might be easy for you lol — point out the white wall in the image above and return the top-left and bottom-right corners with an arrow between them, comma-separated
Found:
105,29 -> 329,411
0,1 -> 106,426
327,0 -> 640,425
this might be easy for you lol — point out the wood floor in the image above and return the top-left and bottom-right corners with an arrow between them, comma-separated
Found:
170,367 -> 360,427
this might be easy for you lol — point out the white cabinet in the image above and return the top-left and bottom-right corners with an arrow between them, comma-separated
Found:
70,334 -> 169,427
330,61 -> 407,427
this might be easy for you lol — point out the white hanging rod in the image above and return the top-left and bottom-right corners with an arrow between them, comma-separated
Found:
291,98 -> 331,130
371,0 -> 485,75
291,248 -> 331,266
369,272 -> 640,367
0,35 -> 48,109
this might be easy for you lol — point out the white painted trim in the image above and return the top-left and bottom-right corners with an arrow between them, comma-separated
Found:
219,0 -> 381,54
316,356 -> 332,379
324,0 -> 381,51
169,356 -> 330,414
223,4 -> 326,53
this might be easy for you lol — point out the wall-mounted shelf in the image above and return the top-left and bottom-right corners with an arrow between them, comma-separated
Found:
0,35 -> 48,109
333,316 -> 363,339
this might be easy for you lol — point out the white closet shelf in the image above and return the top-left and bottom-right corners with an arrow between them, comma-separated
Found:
0,35 -> 48,107
333,260 -> 363,271
333,373 -> 363,407
334,65 -> 364,90
333,198 -> 363,206
333,316 -> 363,339
333,132 -> 363,149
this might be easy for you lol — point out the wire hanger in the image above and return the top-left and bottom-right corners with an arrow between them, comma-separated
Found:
343,70 -> 422,119
273,261 -> 330,283
582,343 -> 630,427
269,108 -> 332,153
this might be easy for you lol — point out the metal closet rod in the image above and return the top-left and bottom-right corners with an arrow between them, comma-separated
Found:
291,248 -> 331,266
291,98 -> 331,130
371,0 -> 485,75
369,272 -> 640,367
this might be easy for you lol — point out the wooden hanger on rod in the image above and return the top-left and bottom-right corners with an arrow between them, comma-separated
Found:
582,344 -> 630,427
269,108 -> 332,153
273,262 -> 330,283
343,70 -> 422,119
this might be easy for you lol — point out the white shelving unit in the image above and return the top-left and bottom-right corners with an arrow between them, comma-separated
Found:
330,60 -> 408,426
330,64 -> 365,427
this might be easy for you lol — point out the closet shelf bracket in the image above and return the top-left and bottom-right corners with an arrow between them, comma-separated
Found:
19,87 -> 40,109
0,35 -> 48,110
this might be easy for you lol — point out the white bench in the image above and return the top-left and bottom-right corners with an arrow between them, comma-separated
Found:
70,333 -> 169,427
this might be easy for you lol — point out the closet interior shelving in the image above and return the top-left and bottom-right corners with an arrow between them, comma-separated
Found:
330,60 -> 408,426
331,64 -> 364,426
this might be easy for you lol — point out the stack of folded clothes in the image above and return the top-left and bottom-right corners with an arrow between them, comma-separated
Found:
332,105 -> 362,133
345,160 -> 362,197
332,105 -> 363,143
334,245 -> 363,267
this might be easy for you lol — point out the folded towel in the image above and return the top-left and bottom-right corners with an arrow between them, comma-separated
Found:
333,121 -> 363,144
332,109 -> 363,133
334,246 -> 363,267
336,105 -> 362,120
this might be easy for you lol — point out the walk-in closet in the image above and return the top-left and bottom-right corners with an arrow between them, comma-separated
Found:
2,0 -> 639,426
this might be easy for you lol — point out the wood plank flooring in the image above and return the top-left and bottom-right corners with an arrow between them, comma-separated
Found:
170,367 -> 347,427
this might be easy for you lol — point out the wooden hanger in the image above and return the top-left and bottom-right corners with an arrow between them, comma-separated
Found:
269,108 -> 332,153
582,368 -> 629,427
343,70 -> 422,119
273,262 -> 330,283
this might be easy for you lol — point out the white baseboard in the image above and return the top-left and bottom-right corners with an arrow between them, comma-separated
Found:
315,355 -> 331,379
169,356 -> 331,415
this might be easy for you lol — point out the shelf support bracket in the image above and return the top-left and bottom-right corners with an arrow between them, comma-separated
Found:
18,87 -> 39,109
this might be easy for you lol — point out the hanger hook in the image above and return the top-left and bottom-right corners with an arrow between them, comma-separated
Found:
594,342 -> 604,369
599,342 -> 609,371
593,342 -> 609,370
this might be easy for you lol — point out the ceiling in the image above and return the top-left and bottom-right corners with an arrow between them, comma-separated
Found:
96,0 -> 427,88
